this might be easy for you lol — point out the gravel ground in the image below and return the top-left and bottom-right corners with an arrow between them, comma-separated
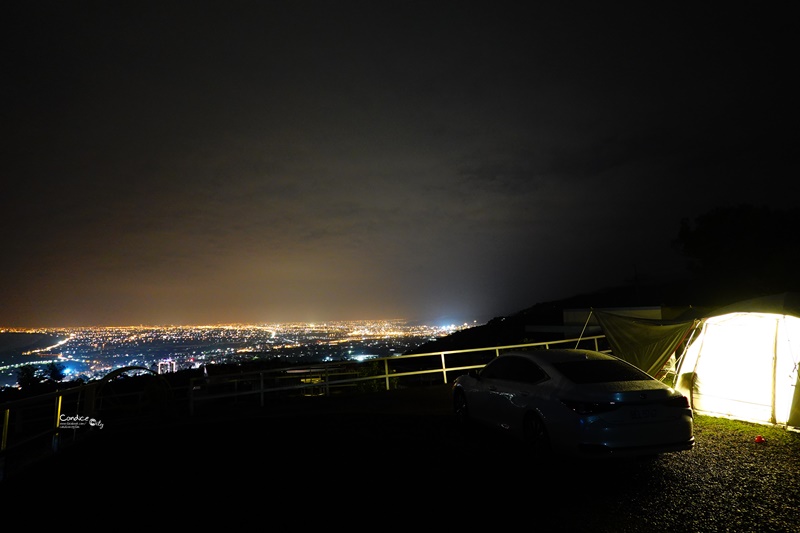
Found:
530,416 -> 800,533
2,385 -> 799,532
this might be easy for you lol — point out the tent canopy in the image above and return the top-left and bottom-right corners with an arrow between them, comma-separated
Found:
595,293 -> 800,430
592,309 -> 696,377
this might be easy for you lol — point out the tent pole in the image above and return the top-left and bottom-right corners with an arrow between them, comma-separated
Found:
683,319 -> 707,408
658,319 -> 700,384
577,309 -> 593,348
674,319 -> 701,376
771,317 -> 780,424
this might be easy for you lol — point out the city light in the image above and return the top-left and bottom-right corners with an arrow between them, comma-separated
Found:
0,320 -> 477,388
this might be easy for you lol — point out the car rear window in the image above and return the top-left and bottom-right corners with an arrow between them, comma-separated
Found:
553,360 -> 651,384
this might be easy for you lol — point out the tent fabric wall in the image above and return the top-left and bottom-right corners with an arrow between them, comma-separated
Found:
592,309 -> 696,377
675,293 -> 800,430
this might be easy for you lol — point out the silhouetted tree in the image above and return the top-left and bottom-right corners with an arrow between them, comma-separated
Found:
672,204 -> 800,296
45,361 -> 65,382
15,364 -> 40,390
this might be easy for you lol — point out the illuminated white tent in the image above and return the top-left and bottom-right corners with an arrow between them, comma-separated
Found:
675,293 -> 800,430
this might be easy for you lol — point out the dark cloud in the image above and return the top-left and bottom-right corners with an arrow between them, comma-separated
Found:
2,2 -> 796,326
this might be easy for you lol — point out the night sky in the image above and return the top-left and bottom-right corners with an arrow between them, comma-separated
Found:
3,2 -> 795,327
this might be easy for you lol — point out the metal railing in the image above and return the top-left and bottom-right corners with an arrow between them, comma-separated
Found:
1,334 -> 607,480
0,383 -> 103,481
187,335 -> 609,413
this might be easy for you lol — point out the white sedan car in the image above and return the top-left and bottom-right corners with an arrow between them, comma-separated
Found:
452,349 -> 694,457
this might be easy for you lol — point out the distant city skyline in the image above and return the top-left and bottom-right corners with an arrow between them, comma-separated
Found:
1,315 -> 483,331
0,319 -> 472,388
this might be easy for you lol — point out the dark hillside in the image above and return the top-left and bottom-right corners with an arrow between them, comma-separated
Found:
405,277 -> 783,355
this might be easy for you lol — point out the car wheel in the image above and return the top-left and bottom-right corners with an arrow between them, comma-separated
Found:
522,412 -> 551,454
453,389 -> 470,425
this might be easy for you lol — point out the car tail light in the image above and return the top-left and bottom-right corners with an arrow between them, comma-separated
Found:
561,399 -> 619,415
663,395 -> 690,409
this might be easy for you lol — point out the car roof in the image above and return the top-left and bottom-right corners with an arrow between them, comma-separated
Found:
500,349 -> 617,364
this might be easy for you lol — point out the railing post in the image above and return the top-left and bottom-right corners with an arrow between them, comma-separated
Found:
52,394 -> 63,452
189,378 -> 195,416
384,359 -> 390,391
440,353 -> 447,384
1,408 -> 9,452
0,407 -> 10,482
84,382 -> 97,418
